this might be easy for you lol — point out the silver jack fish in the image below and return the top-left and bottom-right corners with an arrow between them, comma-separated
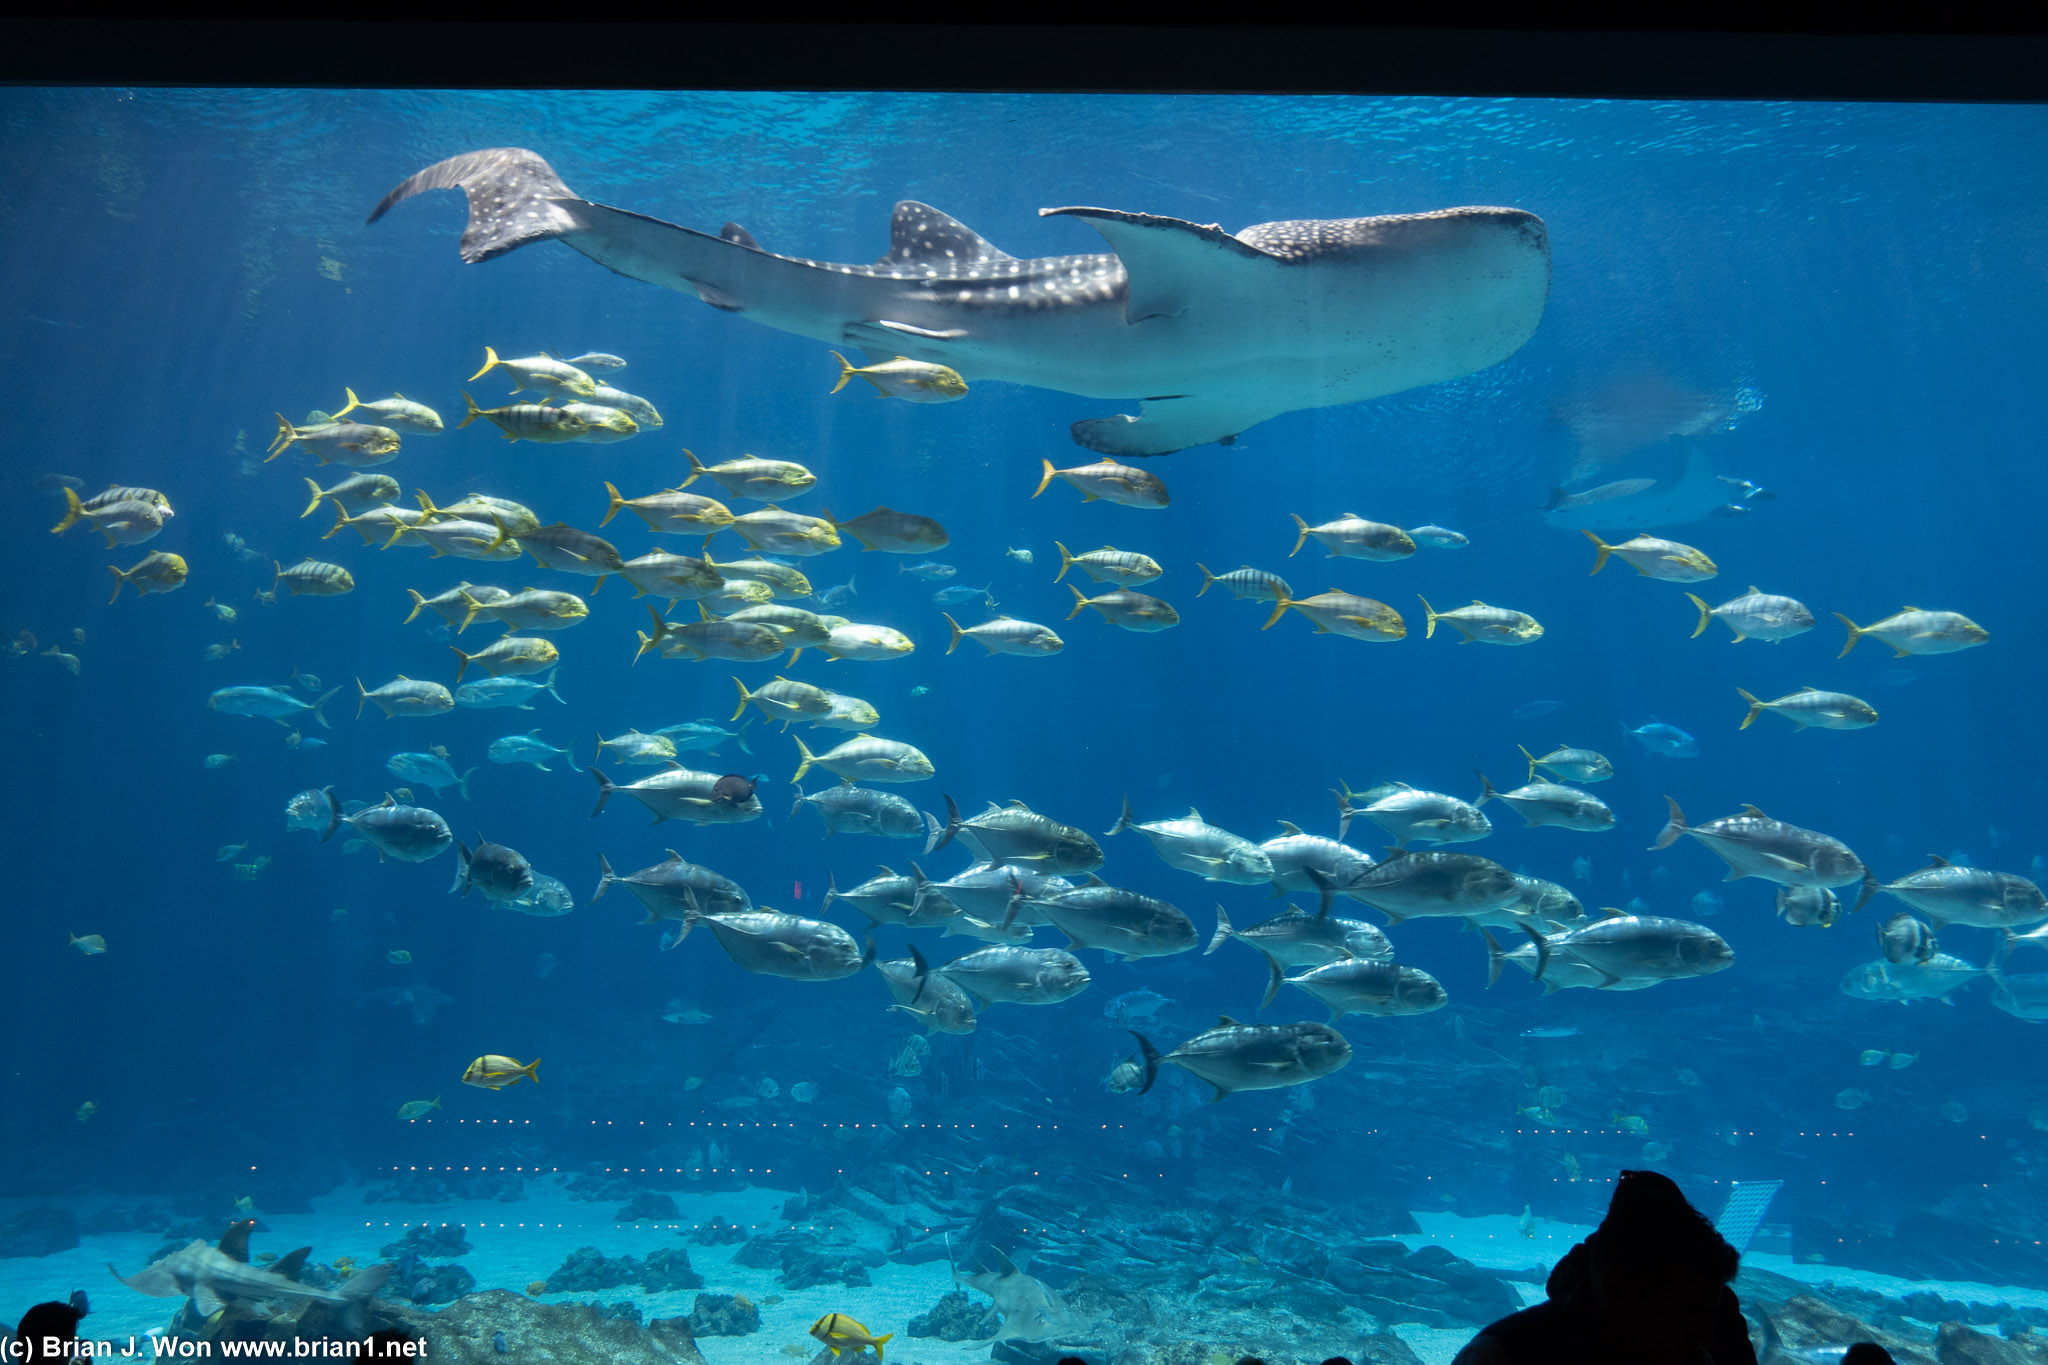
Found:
1130,1018 -> 1351,1103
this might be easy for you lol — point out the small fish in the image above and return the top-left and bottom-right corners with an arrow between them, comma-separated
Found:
75,1101 -> 96,1123
564,351 -> 627,370
1623,721 -> 1698,758
1890,1051 -> 1917,1069
69,933 -> 107,955
204,754 -> 238,769
1520,744 -> 1612,784
898,561 -> 957,580
1859,1049 -> 1888,1066
387,949 -> 413,965
1610,1111 -> 1650,1136
810,579 -> 859,609
203,640 -> 241,661
830,352 -> 966,402
216,842 -> 249,861
1107,1058 -> 1147,1093
1836,1088 -> 1869,1110
1520,1025 -> 1581,1038
1005,547 -> 1034,563
396,1097 -> 442,1121
1514,699 -> 1563,719
461,1054 -> 540,1090
1409,525 -> 1470,549
1572,855 -> 1592,881
661,1000 -> 713,1025
1877,911 -> 1937,965
933,583 -> 998,607
205,597 -> 240,623
42,647 -> 81,675
810,1312 -> 894,1362
1195,564 -> 1290,603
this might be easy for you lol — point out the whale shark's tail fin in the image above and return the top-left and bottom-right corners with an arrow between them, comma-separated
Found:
368,149 -> 582,264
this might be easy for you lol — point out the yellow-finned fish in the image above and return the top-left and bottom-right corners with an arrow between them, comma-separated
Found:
469,346 -> 597,400
1417,596 -> 1542,646
1582,531 -> 1717,583
332,388 -> 445,434
1736,686 -> 1878,732
829,352 -> 966,403
108,552 -> 189,603
809,1312 -> 894,1363
681,450 -> 817,501
462,1055 -> 539,1090
1834,607 -> 1989,658
1032,457 -> 1168,508
267,414 -> 402,467
273,559 -> 355,597
456,391 -> 594,444
1262,590 -> 1404,642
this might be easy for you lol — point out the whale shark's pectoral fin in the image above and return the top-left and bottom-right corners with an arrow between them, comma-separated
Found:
1073,394 -> 1282,457
1042,206 -> 1271,323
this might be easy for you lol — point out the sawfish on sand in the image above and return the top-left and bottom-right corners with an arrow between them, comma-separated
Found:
369,148 -> 1551,456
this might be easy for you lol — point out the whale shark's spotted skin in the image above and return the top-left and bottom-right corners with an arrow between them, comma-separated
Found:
372,148 -> 1550,455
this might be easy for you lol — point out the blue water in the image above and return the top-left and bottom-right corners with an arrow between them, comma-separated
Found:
4,88 -> 2047,1321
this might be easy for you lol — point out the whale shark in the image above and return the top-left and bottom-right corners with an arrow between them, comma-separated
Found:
369,148 -> 1551,456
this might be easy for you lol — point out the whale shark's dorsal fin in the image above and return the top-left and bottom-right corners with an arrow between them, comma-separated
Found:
721,223 -> 761,250
1044,206 -> 1268,323
878,202 -> 1015,268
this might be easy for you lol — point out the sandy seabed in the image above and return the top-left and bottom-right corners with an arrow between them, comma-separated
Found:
4,1194 -> 2046,1365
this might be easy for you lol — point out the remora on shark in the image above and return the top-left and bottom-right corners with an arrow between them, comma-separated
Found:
369,148 -> 1551,456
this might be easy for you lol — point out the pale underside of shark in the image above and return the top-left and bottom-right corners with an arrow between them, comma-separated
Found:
1542,436 -> 1767,533
953,1245 -> 1070,1342
369,148 -> 1552,456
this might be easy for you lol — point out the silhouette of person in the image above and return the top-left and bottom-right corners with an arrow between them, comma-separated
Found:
363,1328 -> 415,1359
1452,1169 -> 1756,1364
13,1294 -> 88,1364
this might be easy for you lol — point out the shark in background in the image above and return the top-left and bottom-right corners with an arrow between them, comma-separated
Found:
1542,436 -> 1772,533
369,148 -> 1551,456
109,1222 -> 392,1325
